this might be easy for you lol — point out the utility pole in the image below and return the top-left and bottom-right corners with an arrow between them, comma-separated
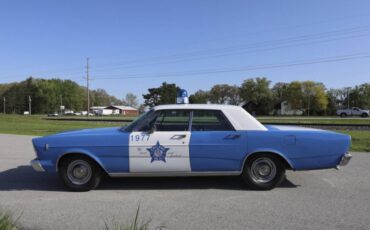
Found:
28,96 -> 32,115
3,97 -> 5,114
345,87 -> 351,109
307,95 -> 310,117
86,58 -> 90,117
60,95 -> 63,115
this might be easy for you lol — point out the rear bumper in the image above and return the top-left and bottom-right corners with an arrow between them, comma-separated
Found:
30,159 -> 45,172
338,152 -> 352,166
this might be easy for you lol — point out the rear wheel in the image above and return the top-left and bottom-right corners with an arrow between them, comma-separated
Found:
59,155 -> 102,191
340,113 -> 347,118
242,153 -> 285,190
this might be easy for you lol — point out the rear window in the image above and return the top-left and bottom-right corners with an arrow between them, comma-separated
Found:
191,110 -> 234,131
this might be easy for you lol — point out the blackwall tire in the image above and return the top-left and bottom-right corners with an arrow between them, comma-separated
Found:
59,155 -> 102,191
242,153 -> 286,190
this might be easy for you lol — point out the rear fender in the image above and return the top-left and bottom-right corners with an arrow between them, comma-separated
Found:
242,148 -> 295,170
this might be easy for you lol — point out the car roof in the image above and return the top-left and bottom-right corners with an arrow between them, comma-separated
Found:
152,104 -> 267,131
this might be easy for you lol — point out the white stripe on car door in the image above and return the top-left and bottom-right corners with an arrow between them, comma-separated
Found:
129,131 -> 191,172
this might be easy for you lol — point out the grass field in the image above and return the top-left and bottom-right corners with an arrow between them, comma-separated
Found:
0,114 -> 120,136
0,114 -> 369,152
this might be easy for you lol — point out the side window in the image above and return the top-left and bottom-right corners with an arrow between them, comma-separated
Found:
153,110 -> 190,131
191,110 -> 234,131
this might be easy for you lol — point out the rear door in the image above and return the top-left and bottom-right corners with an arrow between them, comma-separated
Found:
189,110 -> 248,172
129,110 -> 191,173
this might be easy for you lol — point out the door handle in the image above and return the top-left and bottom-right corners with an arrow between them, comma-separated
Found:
170,134 -> 187,140
224,134 -> 241,140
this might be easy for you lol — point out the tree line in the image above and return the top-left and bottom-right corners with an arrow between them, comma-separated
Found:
143,78 -> 370,116
1,77 -> 369,115
0,77 -> 138,114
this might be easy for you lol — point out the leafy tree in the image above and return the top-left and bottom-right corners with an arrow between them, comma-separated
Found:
348,83 -> 370,109
272,82 -> 289,102
189,90 -> 209,104
208,84 -> 241,105
1,77 -> 120,114
122,93 -> 139,108
239,77 -> 273,115
285,81 -> 328,115
143,82 -> 180,107
285,81 -> 303,110
90,88 -> 121,107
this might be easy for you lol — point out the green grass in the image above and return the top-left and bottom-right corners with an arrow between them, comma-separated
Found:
47,116 -> 136,121
0,114 -> 369,152
337,130 -> 370,152
0,212 -> 19,230
0,114 -> 122,136
104,206 -> 166,230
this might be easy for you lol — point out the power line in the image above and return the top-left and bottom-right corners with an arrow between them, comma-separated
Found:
91,51 -> 370,80
5,22 -> 370,79
90,25 -> 370,73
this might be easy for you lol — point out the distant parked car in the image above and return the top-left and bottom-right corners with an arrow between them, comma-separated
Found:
64,110 -> 74,116
74,112 -> 82,116
47,112 -> 59,117
337,107 -> 369,118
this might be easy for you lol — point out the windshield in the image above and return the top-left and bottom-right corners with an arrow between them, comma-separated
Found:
121,109 -> 154,132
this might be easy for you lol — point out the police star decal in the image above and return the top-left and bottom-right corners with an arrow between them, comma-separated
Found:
147,141 -> 170,163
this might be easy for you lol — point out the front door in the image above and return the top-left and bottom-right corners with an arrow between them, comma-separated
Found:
129,110 -> 191,173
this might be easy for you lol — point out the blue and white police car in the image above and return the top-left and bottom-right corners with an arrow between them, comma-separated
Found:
31,94 -> 352,191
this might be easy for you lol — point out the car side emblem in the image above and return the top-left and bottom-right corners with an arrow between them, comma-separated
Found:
147,141 -> 170,163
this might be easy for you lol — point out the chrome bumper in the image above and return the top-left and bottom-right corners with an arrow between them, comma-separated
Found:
30,159 -> 45,172
339,152 -> 352,166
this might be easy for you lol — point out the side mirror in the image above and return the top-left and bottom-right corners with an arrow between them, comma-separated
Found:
147,125 -> 157,134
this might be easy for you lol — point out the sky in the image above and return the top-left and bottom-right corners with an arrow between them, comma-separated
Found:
1,0 -> 370,102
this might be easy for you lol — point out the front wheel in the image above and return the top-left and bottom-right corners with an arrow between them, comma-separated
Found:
242,154 -> 286,190
59,156 -> 102,191
361,113 -> 369,118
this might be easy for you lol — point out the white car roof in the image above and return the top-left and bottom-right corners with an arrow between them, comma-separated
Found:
153,104 -> 267,131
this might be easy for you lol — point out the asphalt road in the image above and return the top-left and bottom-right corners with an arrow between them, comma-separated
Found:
0,134 -> 369,230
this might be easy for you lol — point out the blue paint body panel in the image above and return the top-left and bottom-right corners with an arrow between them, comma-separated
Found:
32,125 -> 351,174
189,131 -> 247,171
32,127 -> 130,173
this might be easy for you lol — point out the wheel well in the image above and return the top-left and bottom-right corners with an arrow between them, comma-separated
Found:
244,152 -> 293,170
57,153 -> 108,175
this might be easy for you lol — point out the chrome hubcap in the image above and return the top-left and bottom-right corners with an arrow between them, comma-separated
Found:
67,160 -> 92,185
250,158 -> 276,183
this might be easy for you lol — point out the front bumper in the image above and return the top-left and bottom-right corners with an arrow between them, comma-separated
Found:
339,152 -> 352,166
30,159 -> 45,172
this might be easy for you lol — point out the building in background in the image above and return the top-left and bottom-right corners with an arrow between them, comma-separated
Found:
90,105 -> 139,116
275,101 -> 304,116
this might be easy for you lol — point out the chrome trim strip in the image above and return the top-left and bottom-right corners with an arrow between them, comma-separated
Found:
109,171 -> 241,177
30,159 -> 45,172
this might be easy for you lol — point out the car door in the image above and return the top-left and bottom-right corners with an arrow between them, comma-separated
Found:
189,110 -> 248,172
352,107 -> 361,115
129,110 -> 191,173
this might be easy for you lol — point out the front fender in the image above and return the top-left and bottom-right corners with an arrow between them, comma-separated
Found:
55,148 -> 108,174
